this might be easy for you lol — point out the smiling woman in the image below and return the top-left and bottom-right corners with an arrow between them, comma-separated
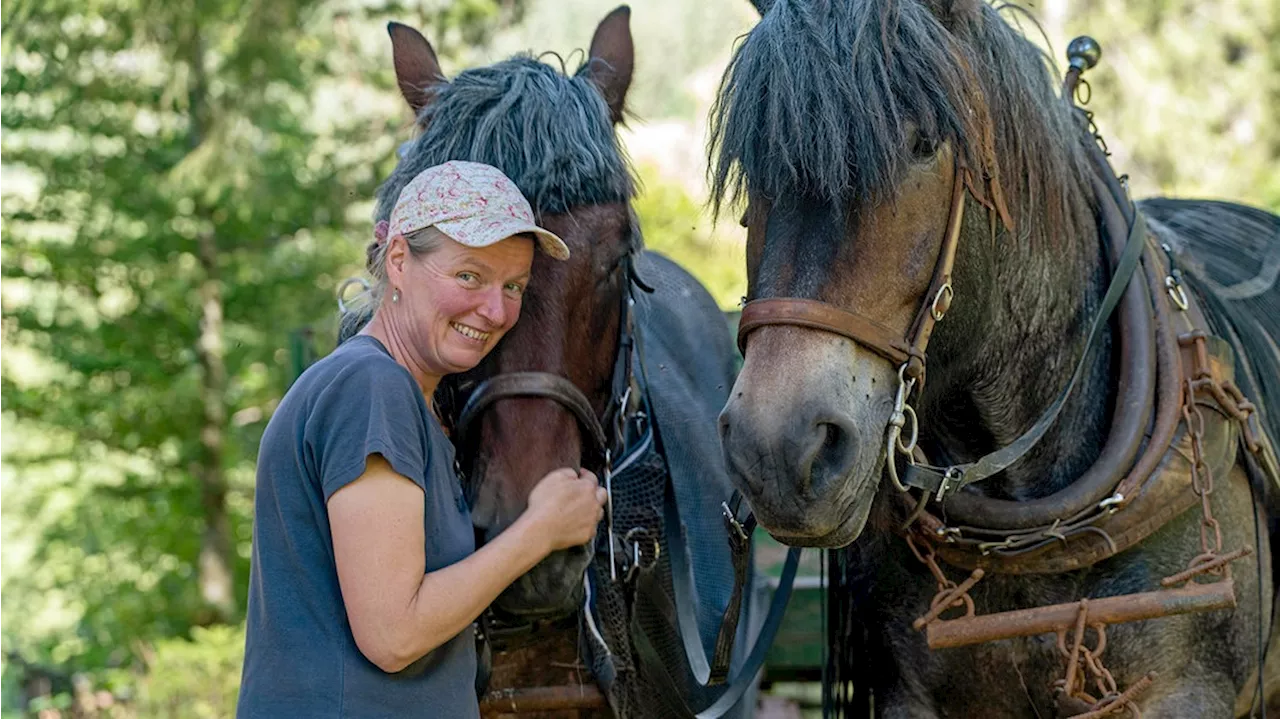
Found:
236,160 -> 608,718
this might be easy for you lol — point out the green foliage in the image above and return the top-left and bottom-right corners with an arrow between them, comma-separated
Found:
482,0 -> 756,121
632,164 -> 745,309
133,625 -> 245,719
0,0 -> 523,706
1031,0 -> 1280,210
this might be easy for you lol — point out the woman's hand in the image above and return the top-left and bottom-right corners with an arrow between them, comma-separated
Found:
523,468 -> 608,552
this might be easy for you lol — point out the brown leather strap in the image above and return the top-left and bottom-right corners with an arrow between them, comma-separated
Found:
455,372 -> 609,462
905,166 -> 968,379
737,297 -> 920,366
736,164 -> 969,381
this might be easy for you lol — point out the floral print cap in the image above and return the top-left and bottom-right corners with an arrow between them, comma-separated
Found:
388,160 -> 570,260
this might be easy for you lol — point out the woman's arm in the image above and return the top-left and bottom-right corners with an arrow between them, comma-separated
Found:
328,454 -> 603,673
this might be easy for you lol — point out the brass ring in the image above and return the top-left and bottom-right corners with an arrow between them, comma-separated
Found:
930,283 -> 955,322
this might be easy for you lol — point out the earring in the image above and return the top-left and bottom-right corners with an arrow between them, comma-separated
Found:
391,288 -> 400,304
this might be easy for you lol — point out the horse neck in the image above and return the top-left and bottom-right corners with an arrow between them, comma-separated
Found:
920,191 -> 1115,500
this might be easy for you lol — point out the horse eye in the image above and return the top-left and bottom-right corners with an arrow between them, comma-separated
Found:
910,133 -> 938,160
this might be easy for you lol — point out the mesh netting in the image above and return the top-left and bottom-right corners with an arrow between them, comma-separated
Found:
581,251 -> 759,718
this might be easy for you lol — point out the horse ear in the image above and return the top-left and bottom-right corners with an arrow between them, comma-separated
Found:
585,6 -> 634,124
387,22 -> 446,115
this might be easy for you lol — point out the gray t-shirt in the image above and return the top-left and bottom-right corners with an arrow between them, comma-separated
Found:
238,335 -> 478,718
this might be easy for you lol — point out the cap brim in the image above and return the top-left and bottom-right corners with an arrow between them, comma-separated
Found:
434,216 -> 570,261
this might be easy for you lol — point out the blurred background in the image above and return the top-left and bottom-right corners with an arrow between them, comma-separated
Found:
1,0 -> 1276,715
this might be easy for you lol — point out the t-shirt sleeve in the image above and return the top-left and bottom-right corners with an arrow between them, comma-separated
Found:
305,359 -> 431,501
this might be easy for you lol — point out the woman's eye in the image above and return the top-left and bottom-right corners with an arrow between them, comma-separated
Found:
503,282 -> 525,296
457,272 -> 480,286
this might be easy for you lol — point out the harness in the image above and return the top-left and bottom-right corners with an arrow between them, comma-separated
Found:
452,237 -> 799,717
736,36 -> 1280,718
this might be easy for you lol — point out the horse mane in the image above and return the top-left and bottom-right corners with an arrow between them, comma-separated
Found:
375,54 -> 634,220
708,0 -> 1095,247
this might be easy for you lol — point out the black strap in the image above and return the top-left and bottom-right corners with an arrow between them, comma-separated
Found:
900,207 -> 1148,500
633,535 -> 801,718
709,493 -> 757,684
631,481 -> 800,717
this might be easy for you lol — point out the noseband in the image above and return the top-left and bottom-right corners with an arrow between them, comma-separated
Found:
451,252 -> 649,473
736,163 -> 967,381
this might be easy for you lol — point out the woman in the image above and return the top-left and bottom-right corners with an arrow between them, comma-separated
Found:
237,161 -> 607,717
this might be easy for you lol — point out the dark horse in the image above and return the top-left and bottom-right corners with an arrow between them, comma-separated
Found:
343,7 -> 765,717
711,0 -> 1280,716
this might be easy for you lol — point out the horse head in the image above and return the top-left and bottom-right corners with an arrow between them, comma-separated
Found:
378,8 -> 636,620
711,0 -> 1100,547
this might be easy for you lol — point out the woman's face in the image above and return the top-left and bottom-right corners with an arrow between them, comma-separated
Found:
395,234 -> 535,378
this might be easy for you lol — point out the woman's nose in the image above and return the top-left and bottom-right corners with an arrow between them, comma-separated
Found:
475,287 -> 509,327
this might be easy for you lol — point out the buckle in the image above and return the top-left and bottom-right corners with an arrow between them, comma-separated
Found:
935,466 -> 963,503
722,501 -> 749,548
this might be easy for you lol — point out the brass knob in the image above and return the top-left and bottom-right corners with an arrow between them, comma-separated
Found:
1066,36 -> 1102,73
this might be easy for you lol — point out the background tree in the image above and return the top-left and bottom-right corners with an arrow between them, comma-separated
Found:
1,0 -> 525,702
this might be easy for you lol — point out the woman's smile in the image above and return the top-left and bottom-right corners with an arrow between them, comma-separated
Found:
449,321 -> 491,343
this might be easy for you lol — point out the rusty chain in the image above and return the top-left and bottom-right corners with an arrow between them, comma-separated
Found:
1053,599 -> 1156,718
1162,331 -> 1259,587
906,534 -> 984,631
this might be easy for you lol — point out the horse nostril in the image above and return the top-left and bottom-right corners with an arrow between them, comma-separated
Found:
803,419 -> 858,493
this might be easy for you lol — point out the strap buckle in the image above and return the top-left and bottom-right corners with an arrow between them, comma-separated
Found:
721,492 -> 756,550
935,466 -> 964,503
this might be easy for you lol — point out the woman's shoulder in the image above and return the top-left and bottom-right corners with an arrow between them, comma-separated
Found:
304,335 -> 415,392
274,335 -> 426,433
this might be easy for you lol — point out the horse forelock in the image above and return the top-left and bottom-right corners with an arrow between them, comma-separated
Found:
709,0 -> 1096,250
375,55 -> 635,222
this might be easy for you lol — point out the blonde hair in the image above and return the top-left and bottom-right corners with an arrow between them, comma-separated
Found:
337,226 -> 447,342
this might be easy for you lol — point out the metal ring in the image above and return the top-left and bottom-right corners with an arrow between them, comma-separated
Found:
896,404 -> 919,454
929,282 -> 954,322
885,433 -> 909,493
1165,277 -> 1189,311
337,277 -> 371,313
623,527 -> 660,570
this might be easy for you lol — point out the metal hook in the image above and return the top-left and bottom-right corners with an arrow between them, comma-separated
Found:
885,364 -> 919,492
336,277 -> 371,314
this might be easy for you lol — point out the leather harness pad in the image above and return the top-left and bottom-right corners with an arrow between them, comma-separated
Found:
917,285 -> 1245,574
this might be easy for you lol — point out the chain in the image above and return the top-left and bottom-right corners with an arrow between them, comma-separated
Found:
907,534 -> 984,630
1183,376 -> 1223,564
1163,331 -> 1259,586
1054,600 -> 1156,718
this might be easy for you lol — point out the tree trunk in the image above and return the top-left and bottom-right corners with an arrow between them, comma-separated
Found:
188,27 -> 236,624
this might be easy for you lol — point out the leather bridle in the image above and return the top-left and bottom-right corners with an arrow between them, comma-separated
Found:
734,160 -> 1149,504
737,163 -> 968,382
451,249 -> 651,579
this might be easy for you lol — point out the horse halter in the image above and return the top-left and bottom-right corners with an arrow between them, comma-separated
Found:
736,163 -> 969,488
450,251 -> 652,579
736,145 -> 1150,505
736,163 -> 967,383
